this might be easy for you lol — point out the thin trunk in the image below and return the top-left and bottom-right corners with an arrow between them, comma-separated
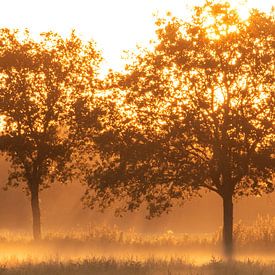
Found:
31,183 -> 41,240
222,194 -> 233,259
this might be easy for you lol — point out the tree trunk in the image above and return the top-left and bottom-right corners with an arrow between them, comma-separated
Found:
31,183 -> 41,240
222,194 -> 233,259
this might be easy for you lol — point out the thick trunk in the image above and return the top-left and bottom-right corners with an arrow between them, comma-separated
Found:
31,184 -> 41,240
222,194 -> 233,259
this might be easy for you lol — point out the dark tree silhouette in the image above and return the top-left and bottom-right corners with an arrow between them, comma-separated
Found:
0,29 -> 102,240
83,1 -> 275,258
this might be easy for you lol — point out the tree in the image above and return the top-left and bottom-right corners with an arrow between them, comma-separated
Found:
83,1 -> 275,258
0,29 -> 102,240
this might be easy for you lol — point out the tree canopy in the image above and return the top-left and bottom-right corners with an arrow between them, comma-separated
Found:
82,1 -> 275,258
0,29 -> 103,239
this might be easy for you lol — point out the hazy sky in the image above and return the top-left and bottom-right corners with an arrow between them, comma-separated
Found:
0,0 -> 274,70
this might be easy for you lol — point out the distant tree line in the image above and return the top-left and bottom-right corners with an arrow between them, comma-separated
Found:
0,0 -> 274,259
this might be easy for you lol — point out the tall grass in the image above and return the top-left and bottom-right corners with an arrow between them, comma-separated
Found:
233,215 -> 275,250
0,215 -> 274,251
0,257 -> 274,275
40,215 -> 275,253
0,215 -> 274,274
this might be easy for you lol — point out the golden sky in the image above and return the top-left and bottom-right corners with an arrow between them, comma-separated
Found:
0,0 -> 274,70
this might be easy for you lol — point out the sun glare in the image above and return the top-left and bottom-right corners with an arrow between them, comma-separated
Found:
214,87 -> 225,104
0,0 -> 273,71
0,115 -> 6,132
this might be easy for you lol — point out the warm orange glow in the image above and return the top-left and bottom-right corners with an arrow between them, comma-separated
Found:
0,1 -> 273,72
0,115 -> 5,132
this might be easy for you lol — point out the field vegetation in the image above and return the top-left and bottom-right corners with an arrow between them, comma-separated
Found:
0,216 -> 274,274
0,257 -> 275,275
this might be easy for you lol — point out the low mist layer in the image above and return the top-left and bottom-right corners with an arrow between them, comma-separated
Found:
1,158 -> 274,234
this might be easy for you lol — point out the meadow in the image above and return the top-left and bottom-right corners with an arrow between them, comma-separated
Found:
0,216 -> 275,275
1,258 -> 275,275
0,215 -> 274,274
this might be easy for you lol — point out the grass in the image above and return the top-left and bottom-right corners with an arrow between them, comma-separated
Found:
1,215 -> 272,250
0,258 -> 275,275
0,215 -> 274,274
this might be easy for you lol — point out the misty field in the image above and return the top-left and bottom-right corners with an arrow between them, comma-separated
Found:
0,216 -> 274,274
1,258 -> 275,275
